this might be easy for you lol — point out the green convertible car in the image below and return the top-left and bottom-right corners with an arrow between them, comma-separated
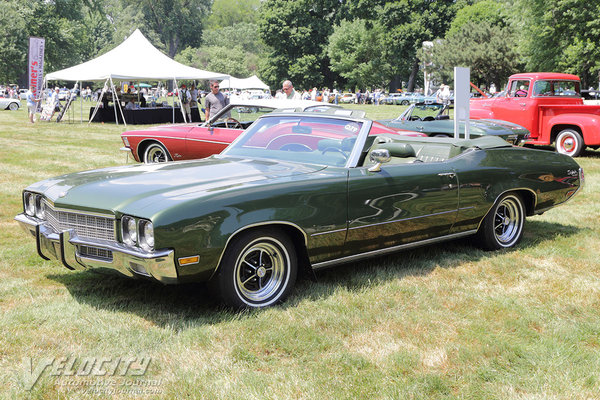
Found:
16,110 -> 584,308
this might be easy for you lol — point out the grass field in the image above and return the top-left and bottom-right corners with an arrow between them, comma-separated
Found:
1,100 -> 599,399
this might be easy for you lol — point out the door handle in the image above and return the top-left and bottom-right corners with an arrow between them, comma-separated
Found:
438,172 -> 456,178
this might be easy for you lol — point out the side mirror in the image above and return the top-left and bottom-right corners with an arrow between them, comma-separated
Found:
368,149 -> 391,172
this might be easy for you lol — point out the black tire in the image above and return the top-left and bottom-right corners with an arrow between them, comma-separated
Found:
555,129 -> 584,157
212,229 -> 297,308
8,102 -> 19,111
401,100 -> 410,105
143,143 -> 170,163
476,193 -> 525,250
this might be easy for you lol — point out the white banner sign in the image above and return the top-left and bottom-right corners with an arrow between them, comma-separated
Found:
28,37 -> 45,99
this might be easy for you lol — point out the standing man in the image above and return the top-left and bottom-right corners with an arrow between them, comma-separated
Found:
180,84 -> 191,122
204,80 -> 229,122
190,84 -> 198,108
282,80 -> 301,100
26,88 -> 40,123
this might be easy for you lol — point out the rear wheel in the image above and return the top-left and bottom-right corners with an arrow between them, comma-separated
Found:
143,143 -> 170,163
401,100 -> 410,105
212,229 -> 297,308
556,129 -> 584,157
476,193 -> 525,250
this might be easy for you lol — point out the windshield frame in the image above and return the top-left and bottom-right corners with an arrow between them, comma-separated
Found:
220,113 -> 372,168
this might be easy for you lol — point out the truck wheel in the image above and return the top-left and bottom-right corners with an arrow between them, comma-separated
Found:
213,229 -> 297,308
556,129 -> 584,157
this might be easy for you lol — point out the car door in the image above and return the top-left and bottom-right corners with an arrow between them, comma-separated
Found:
345,162 -> 459,255
491,79 -> 536,134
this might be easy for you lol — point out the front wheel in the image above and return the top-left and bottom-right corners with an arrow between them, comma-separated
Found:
556,129 -> 584,157
476,193 -> 525,250
213,229 -> 297,308
143,143 -> 170,163
8,102 -> 19,111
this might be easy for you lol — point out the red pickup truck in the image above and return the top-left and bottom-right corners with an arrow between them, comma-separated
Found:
470,72 -> 600,157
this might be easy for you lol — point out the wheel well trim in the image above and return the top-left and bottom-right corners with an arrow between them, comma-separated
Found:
550,124 -> 583,143
137,138 -> 173,162
475,188 -> 537,232
209,221 -> 308,280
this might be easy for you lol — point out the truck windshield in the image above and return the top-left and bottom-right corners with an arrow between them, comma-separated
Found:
532,80 -> 580,97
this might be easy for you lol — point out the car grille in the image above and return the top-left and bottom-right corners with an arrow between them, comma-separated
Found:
44,200 -> 116,241
79,245 -> 113,262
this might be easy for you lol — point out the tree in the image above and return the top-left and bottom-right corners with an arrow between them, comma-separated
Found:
514,0 -> 600,88
257,0 -> 346,89
206,0 -> 261,28
431,21 -> 521,89
327,19 -> 391,89
123,0 -> 211,58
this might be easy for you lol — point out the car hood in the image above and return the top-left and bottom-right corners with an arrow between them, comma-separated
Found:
27,156 -> 326,215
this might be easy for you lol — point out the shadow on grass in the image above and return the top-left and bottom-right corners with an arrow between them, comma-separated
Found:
47,219 -> 580,328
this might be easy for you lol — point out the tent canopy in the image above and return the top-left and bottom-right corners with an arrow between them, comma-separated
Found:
46,29 -> 228,82
220,75 -> 269,90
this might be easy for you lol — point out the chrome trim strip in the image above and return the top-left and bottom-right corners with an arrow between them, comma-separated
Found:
41,198 -> 115,219
129,134 -> 231,146
312,229 -> 478,270
209,221 -> 309,280
310,228 -> 346,237
348,209 -> 457,230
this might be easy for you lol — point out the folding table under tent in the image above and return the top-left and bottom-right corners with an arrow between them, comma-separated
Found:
44,28 -> 228,125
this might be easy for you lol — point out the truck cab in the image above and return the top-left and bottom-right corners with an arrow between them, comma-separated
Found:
470,73 -> 599,157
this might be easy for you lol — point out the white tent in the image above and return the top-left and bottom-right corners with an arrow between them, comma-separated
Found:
46,29 -> 227,82
220,75 -> 269,90
45,29 -> 228,124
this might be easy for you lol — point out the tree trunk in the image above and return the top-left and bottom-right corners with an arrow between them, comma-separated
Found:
407,59 -> 419,92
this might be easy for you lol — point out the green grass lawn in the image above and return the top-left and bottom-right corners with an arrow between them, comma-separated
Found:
1,102 -> 599,399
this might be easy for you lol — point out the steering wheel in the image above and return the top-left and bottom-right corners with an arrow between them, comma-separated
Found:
225,118 -> 242,129
422,116 -> 435,121
515,90 -> 527,97
321,147 -> 348,160
408,115 -> 421,121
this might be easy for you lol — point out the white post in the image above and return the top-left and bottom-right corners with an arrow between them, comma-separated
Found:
453,67 -> 471,140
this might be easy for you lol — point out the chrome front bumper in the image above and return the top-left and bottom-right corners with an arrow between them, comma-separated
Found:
15,213 -> 178,284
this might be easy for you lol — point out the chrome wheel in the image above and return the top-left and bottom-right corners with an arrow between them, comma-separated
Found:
143,143 -> 169,163
234,239 -> 289,305
214,229 -> 297,308
9,102 -> 19,111
493,196 -> 523,247
556,129 -> 583,157
476,193 -> 525,250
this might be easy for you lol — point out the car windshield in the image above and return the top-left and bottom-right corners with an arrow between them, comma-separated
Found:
213,106 -> 275,126
398,104 -> 444,121
222,115 -> 363,167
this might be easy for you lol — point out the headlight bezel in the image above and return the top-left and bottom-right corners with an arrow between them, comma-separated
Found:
121,215 -> 138,246
138,220 -> 154,252
24,192 -> 36,216
34,194 -> 45,219
121,215 -> 155,252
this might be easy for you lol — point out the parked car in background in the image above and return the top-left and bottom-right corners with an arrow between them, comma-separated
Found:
338,93 -> 356,103
378,102 -> 528,145
16,109 -> 583,308
121,98 -> 343,163
470,72 -> 600,156
0,97 -> 20,111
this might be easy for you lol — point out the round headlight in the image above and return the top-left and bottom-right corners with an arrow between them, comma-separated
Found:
35,195 -> 46,219
139,220 -> 154,251
24,192 -> 35,216
121,216 -> 137,246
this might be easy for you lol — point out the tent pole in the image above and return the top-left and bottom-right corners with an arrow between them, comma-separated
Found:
110,77 -> 127,127
89,79 -> 109,124
77,81 -> 82,123
174,78 -> 187,123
